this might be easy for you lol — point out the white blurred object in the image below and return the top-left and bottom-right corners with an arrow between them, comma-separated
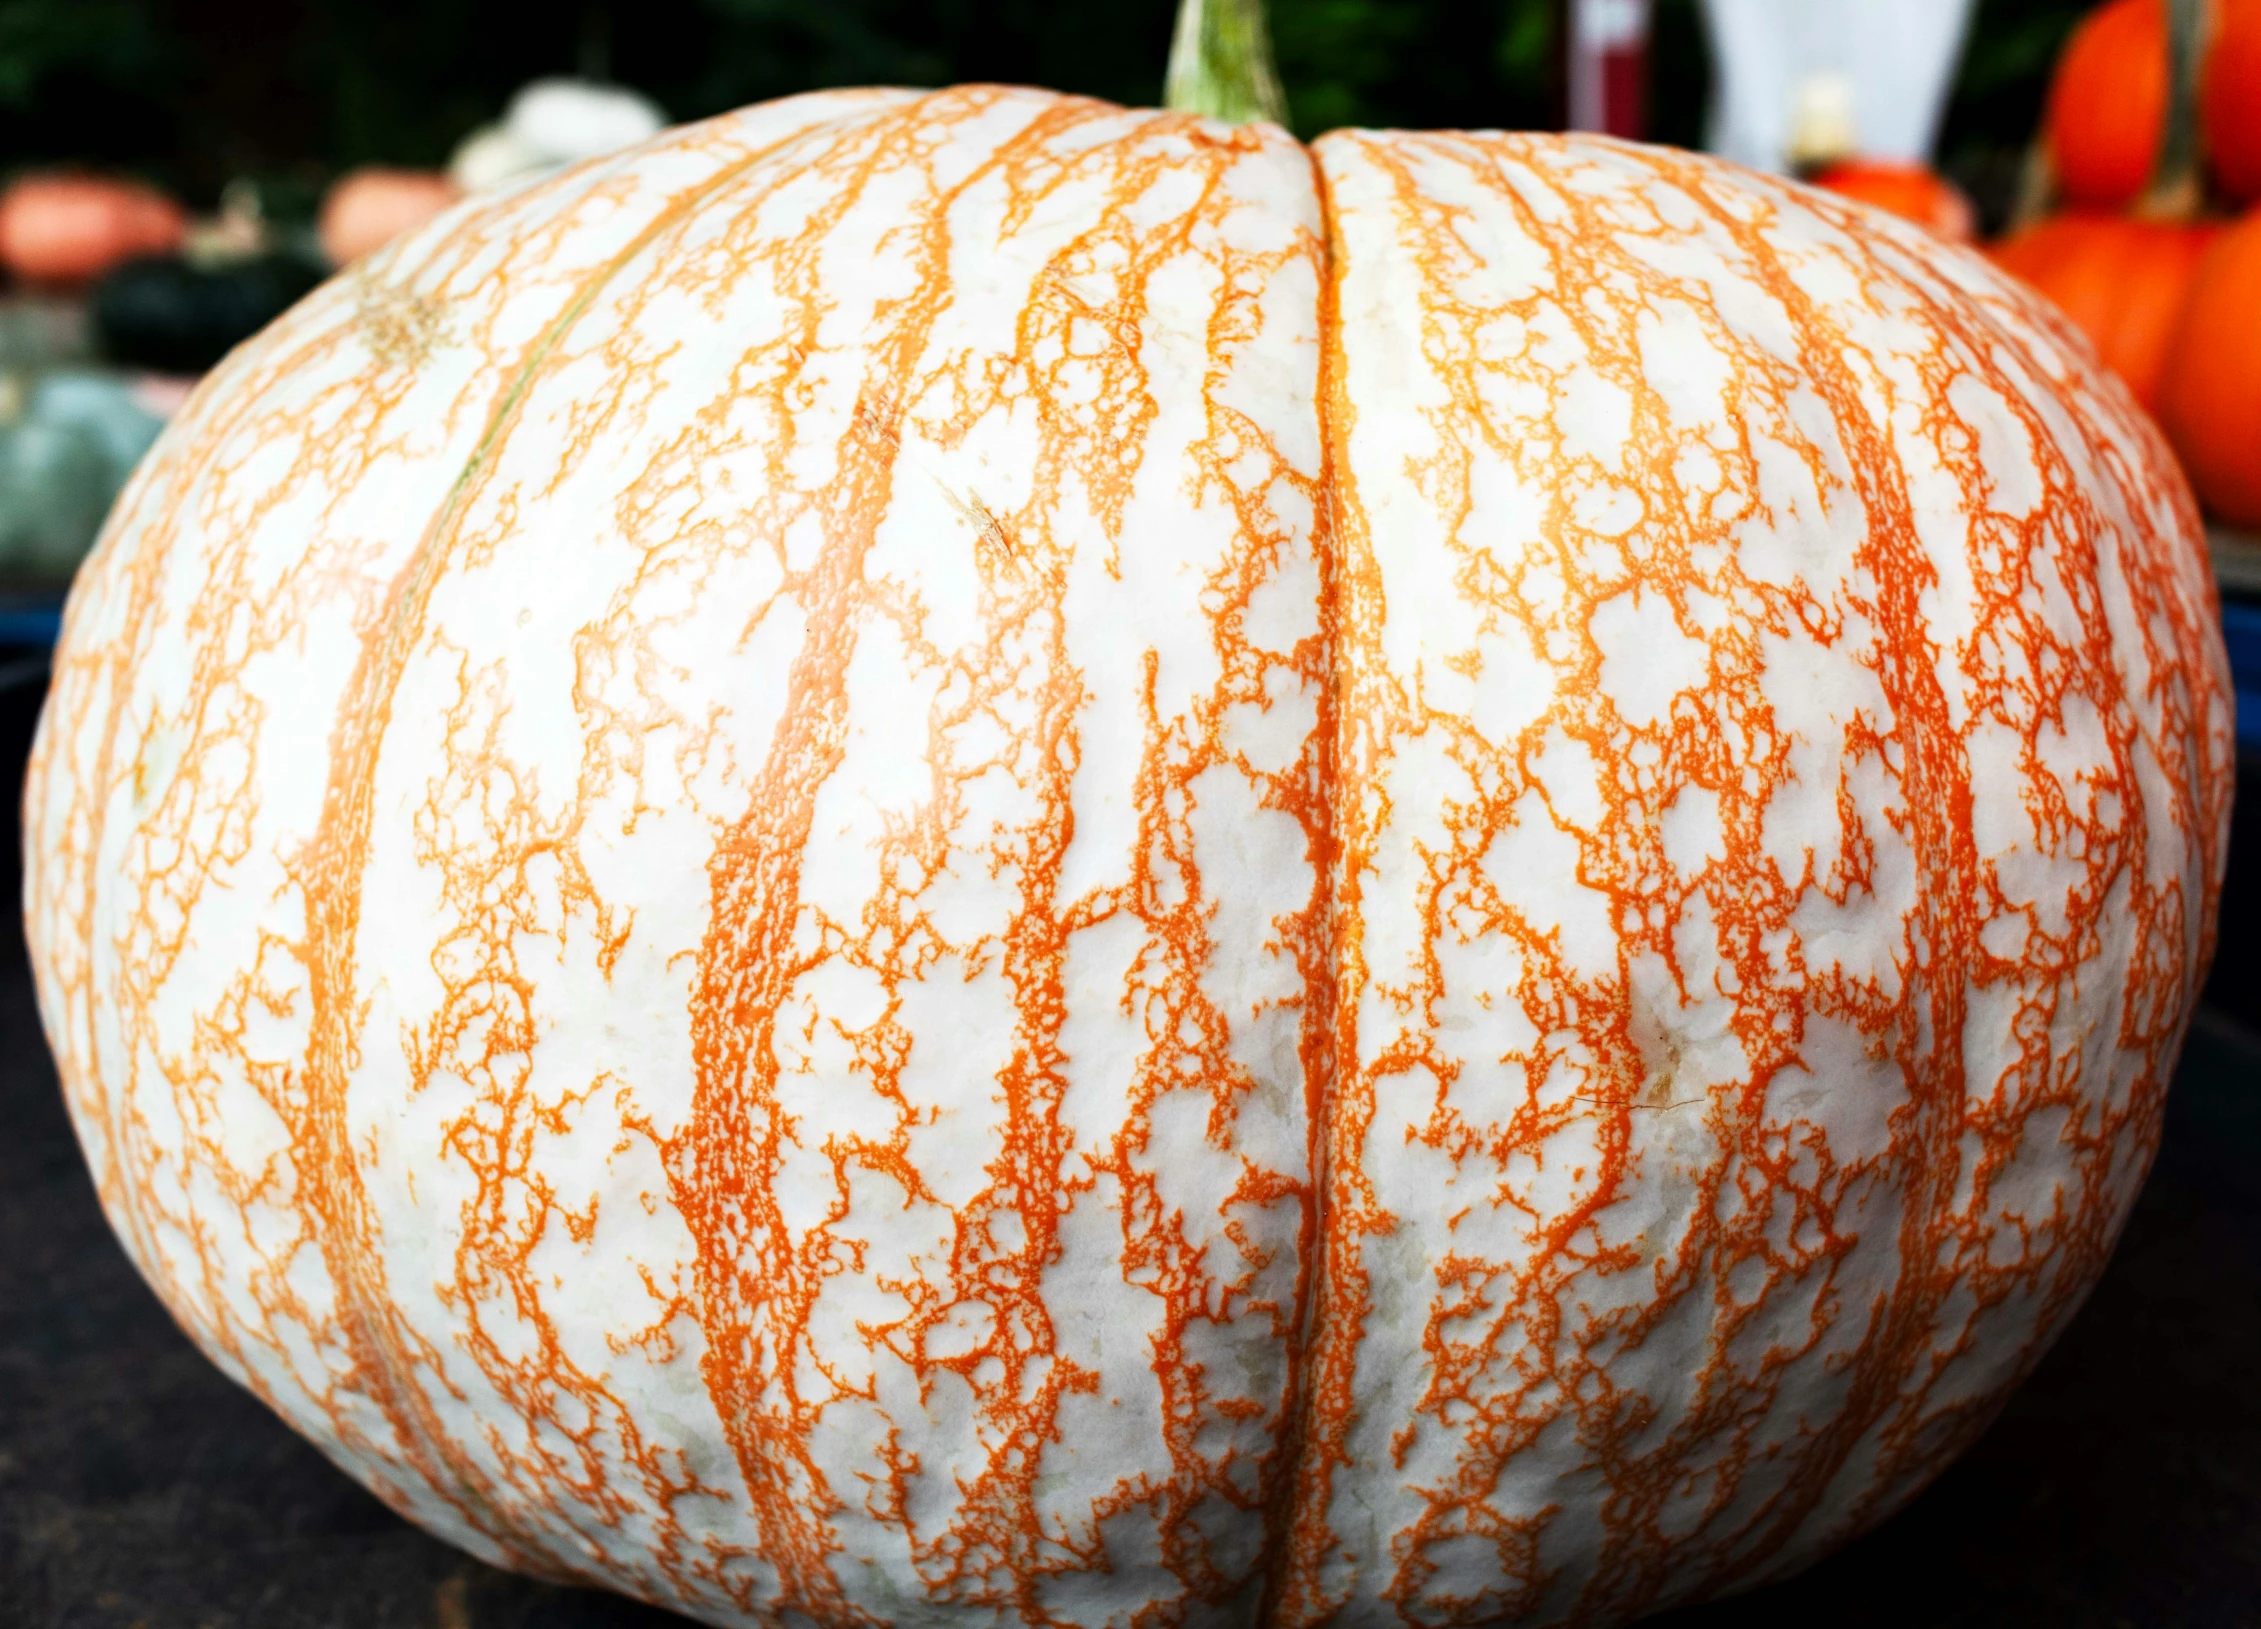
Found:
449,79 -> 667,194
509,79 -> 666,163
1785,72 -> 1860,168
450,126 -> 543,194
1700,0 -> 1976,173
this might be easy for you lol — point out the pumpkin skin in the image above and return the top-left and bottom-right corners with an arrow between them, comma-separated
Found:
2045,0 -> 2169,209
24,89 -> 2231,1629
2204,0 -> 2261,202
2160,209 -> 2261,523
1991,212 -> 2223,410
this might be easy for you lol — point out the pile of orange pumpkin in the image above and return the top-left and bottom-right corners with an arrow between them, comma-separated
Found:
0,173 -> 187,288
1994,0 -> 2261,528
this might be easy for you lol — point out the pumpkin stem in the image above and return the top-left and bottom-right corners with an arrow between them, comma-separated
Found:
2146,0 -> 2210,216
1163,0 -> 1289,127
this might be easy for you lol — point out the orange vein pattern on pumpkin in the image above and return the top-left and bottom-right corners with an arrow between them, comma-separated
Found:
1282,131 -> 2227,1627
22,104 -> 2227,1629
640,95 -> 1331,1623
27,89 -> 935,1587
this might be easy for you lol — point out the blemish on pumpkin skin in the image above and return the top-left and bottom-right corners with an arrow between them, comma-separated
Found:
355,273 -> 450,371
22,95 -> 2226,1629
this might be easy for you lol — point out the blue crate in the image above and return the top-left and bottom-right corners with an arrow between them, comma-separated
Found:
2224,599 -> 2261,755
0,601 -> 62,649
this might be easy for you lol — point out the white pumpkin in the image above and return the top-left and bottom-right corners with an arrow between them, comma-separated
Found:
25,75 -> 2229,1629
450,78 -> 670,195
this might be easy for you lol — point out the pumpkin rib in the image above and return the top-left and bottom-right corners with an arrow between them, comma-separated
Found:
290,92 -> 971,1589
668,91 -> 1164,1625
1684,179 -> 1990,1580
22,97 -> 2229,1629
27,88 -> 907,1307
30,90 -> 929,1588
1297,129 -> 2223,1623
311,88 -> 1326,1618
24,251 -> 483,1430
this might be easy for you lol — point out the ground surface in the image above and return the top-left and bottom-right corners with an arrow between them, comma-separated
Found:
3,666 -> 2258,1629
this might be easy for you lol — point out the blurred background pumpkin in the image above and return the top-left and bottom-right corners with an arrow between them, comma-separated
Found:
2162,211 -> 2261,527
2203,0 -> 2261,202
1991,213 -> 2222,408
2042,0 -> 2168,207
1810,156 -> 1981,238
0,174 -> 185,286
315,166 -> 456,265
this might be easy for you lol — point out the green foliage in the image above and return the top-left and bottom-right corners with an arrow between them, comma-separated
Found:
1649,0 -> 1711,152
0,0 -> 159,109
1940,0 -> 2087,159
0,0 -> 167,182
1272,0 -> 1454,133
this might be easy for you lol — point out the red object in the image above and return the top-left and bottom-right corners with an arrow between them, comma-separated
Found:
2045,0 -> 2170,208
1566,0 -> 1652,139
0,174 -> 186,286
2160,210 -> 2261,523
1811,161 -> 1978,242
318,168 -> 461,266
2204,0 -> 2261,202
1993,212 -> 2222,410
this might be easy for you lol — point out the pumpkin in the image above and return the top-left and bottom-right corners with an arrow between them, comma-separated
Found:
1991,212 -> 2222,409
0,174 -> 187,286
25,23 -> 2231,1629
0,380 -> 115,582
1808,159 -> 1977,242
319,168 -> 461,267
90,251 -> 324,376
0,368 -> 167,583
2204,0 -> 2261,201
2045,0 -> 2170,208
451,79 -> 671,195
2160,208 -> 2261,523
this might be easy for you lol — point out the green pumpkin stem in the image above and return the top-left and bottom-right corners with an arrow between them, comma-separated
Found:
1163,0 -> 1289,127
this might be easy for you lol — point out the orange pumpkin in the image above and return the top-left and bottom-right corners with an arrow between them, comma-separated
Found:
23,38 -> 2230,1629
2161,208 -> 2261,522
0,173 -> 186,286
2204,0 -> 2261,201
1991,211 -> 2223,408
1809,159 -> 1978,241
318,167 -> 461,267
2045,0 -> 2170,208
